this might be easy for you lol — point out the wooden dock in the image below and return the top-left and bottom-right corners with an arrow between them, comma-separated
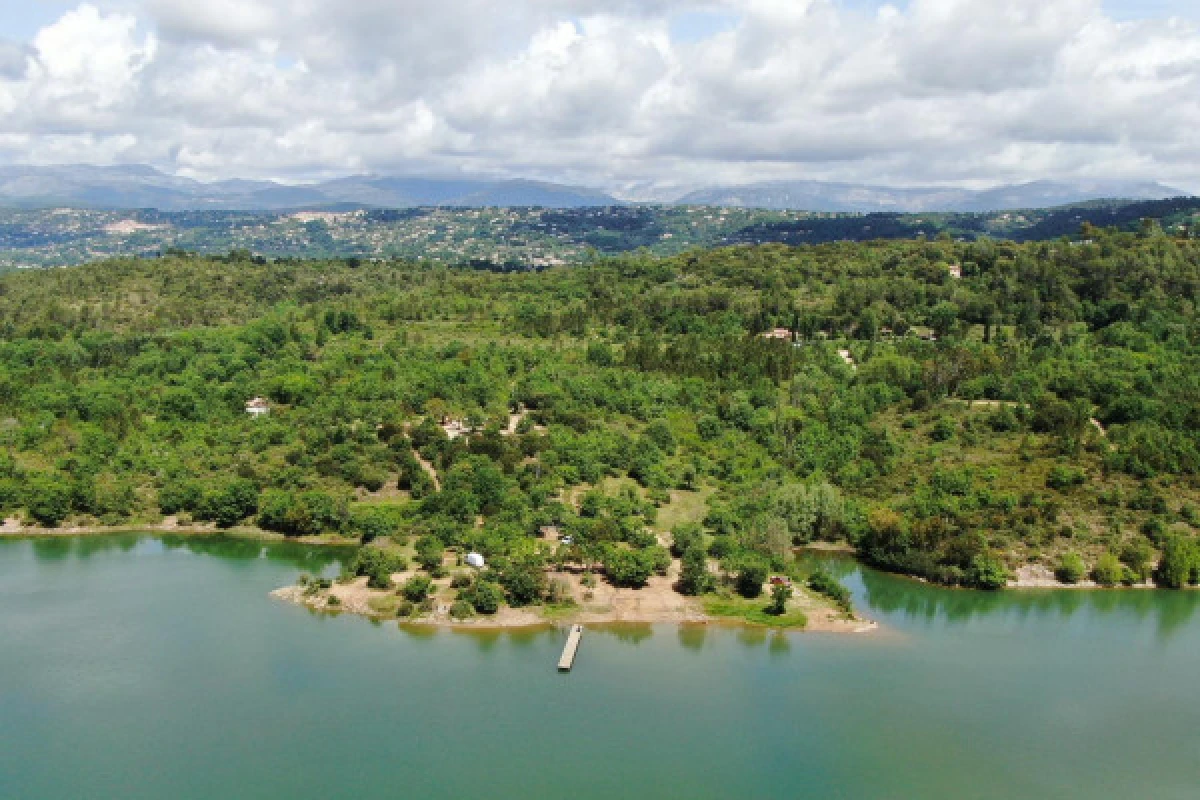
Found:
558,624 -> 584,671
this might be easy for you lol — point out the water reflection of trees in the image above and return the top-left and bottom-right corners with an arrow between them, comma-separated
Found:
164,534 -> 348,572
857,565 -> 1200,643
27,532 -> 347,573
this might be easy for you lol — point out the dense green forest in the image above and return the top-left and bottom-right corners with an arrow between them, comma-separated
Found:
2,222 -> 1199,603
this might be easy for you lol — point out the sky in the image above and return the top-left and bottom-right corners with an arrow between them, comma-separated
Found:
0,0 -> 1198,197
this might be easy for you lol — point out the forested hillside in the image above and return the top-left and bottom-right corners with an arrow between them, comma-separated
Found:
2,224 -> 1198,593
3,197 -> 1197,269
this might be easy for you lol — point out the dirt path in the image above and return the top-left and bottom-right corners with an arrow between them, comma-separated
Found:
414,449 -> 441,491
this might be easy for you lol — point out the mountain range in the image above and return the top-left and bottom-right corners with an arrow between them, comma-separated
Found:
676,179 -> 1187,213
0,165 -> 1188,212
0,166 -> 620,211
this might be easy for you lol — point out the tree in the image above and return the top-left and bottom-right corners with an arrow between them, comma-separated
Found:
1156,536 -> 1199,589
1055,552 -> 1086,584
767,582 -> 792,615
24,476 -> 72,527
1091,553 -> 1124,587
498,555 -> 547,606
604,547 -> 657,589
671,523 -> 704,558
201,479 -> 259,528
734,556 -> 769,598
415,536 -> 444,571
966,554 -> 1010,590
678,546 -> 714,596
464,580 -> 503,614
402,574 -> 433,602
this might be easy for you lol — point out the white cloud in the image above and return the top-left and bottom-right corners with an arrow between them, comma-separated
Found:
0,0 -> 1198,193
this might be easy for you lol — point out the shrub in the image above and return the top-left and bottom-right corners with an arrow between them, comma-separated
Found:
415,535 -> 444,571
808,565 -> 852,611
1046,465 -> 1086,491
678,547 -> 714,596
604,547 -> 657,589
498,557 -> 546,606
351,506 -> 400,543
966,554 -> 1010,590
930,416 -> 956,442
767,583 -> 792,615
1155,536 -> 1200,589
402,574 -> 434,602
349,547 -> 408,589
198,479 -> 259,529
449,600 -> 474,620
23,476 -> 72,527
734,557 -> 769,598
464,580 -> 503,614
1119,540 -> 1155,582
1091,553 -> 1124,587
1055,552 -> 1086,584
450,572 -> 474,589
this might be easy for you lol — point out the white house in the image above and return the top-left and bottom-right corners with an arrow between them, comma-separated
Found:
466,552 -> 486,569
245,397 -> 271,417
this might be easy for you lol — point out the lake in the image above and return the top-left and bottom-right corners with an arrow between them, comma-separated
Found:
1,535 -> 1198,799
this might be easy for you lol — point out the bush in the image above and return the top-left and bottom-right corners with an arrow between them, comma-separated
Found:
678,547 -> 714,596
1055,552 -> 1086,584
930,416 -> 956,442
464,580 -> 503,614
415,535 -> 444,572
449,600 -> 474,620
808,565 -> 852,611
604,547 -> 657,589
965,554 -> 1010,590
402,574 -> 434,602
497,557 -> 546,606
1091,553 -> 1124,587
1046,465 -> 1086,491
351,506 -> 400,543
734,557 -> 769,598
707,535 -> 734,559
1155,536 -> 1200,589
767,583 -> 792,615
1119,540 -> 1155,582
450,572 -> 474,589
396,599 -> 416,617
23,476 -> 72,527
349,547 -> 408,589
198,479 -> 259,528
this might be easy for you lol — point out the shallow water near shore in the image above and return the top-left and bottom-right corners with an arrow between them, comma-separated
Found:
2,535 -> 1199,799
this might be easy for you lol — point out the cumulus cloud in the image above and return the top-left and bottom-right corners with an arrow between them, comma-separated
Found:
0,0 -> 1198,194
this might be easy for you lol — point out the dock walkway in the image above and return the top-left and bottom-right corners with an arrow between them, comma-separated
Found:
558,625 -> 583,671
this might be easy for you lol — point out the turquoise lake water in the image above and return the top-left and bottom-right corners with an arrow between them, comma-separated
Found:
1,535 -> 1198,799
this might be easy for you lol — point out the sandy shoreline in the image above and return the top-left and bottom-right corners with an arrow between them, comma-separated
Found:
271,565 -> 877,634
1007,563 -> 1158,590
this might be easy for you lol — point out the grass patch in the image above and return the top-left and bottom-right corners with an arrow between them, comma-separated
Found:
655,487 -> 713,533
539,603 -> 579,621
367,595 -> 400,617
703,596 -> 808,629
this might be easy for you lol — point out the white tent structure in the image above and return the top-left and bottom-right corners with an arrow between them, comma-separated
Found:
466,552 -> 485,569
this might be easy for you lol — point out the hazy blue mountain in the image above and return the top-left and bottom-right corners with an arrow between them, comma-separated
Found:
0,165 -> 621,210
675,179 -> 1187,212
0,165 -> 1187,212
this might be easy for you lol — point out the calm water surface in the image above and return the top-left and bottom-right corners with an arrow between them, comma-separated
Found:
1,535 -> 1198,799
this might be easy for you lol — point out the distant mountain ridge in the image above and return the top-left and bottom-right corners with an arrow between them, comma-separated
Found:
0,165 -> 1189,212
0,165 -> 621,210
676,179 -> 1187,212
